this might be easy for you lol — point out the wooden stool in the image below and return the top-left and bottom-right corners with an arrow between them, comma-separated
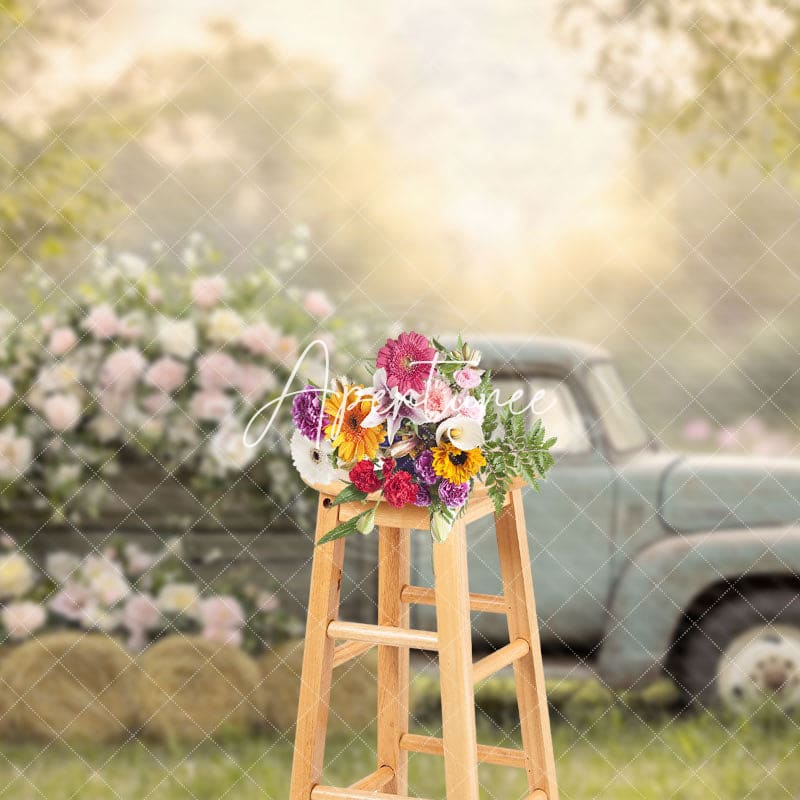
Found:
289,477 -> 558,800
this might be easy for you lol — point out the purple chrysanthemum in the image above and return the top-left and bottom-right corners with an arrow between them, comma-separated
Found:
413,485 -> 432,507
414,450 -> 437,485
292,385 -> 327,441
438,479 -> 469,508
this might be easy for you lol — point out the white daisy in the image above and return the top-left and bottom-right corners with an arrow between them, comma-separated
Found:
290,429 -> 338,485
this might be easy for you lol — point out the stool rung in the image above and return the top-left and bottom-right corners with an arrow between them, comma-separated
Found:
332,640 -> 374,668
473,638 -> 530,683
327,620 -> 439,651
399,733 -> 526,768
400,585 -> 508,615
312,787 -> 424,800
349,765 -> 394,790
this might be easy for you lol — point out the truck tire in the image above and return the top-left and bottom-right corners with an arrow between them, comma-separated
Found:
672,586 -> 800,712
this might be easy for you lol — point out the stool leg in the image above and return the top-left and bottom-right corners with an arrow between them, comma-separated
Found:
495,489 -> 558,800
290,496 -> 346,800
377,526 -> 411,793
433,518 -> 480,800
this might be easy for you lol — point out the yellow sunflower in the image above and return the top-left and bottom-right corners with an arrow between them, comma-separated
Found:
431,442 -> 486,484
324,385 -> 385,463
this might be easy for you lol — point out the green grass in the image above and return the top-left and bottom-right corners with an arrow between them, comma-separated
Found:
0,683 -> 798,799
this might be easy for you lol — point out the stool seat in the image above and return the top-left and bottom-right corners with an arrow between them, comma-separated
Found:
304,476 -> 527,529
289,481 -> 559,800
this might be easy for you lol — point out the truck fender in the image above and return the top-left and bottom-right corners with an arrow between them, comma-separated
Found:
597,526 -> 800,688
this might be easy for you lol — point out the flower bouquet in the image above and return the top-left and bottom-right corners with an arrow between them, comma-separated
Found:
289,332 -> 556,544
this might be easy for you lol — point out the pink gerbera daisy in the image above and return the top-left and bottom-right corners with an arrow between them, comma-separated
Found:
376,332 -> 437,395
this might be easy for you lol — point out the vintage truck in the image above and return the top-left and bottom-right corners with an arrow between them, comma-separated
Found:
413,337 -> 800,711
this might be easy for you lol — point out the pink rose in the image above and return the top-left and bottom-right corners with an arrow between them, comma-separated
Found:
257,591 -> 280,612
682,418 -> 711,443
141,392 -> 174,416
274,335 -> 298,365
118,315 -> 144,341
454,367 -> 483,389
1,602 -> 46,640
191,276 -> 227,309
201,628 -> 244,647
147,287 -> 163,306
197,352 -> 240,390
303,290 -> 334,318
202,626 -> 243,647
453,393 -> 486,424
48,583 -> 93,622
237,365 -> 276,404
200,595 -> 245,630
0,376 -> 13,409
200,595 -> 245,648
123,544 -> 157,577
43,393 -> 82,432
418,377 -> 454,423
145,357 -> 188,394
122,593 -> 161,650
100,348 -> 146,390
240,322 -> 279,356
84,304 -> 120,339
47,327 -> 78,356
189,390 -> 233,422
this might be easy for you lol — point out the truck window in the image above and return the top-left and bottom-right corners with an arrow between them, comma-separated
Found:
585,363 -> 649,452
492,377 -> 590,455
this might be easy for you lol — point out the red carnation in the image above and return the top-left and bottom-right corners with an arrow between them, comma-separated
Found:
349,460 -> 383,493
383,470 -> 418,509
381,457 -> 396,476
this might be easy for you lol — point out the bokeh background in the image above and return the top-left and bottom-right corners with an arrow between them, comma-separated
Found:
2,1 -> 800,799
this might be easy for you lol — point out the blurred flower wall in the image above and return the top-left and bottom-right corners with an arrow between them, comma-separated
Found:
0,232 -> 374,525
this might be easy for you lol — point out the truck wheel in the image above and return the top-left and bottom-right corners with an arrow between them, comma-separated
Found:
673,586 -> 800,712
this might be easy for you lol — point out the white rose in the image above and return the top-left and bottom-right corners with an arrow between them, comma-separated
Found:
45,551 -> 82,584
43,392 -> 82,432
79,603 -> 121,632
82,556 -> 130,606
1,601 -> 46,640
158,318 -> 197,359
116,252 -> 147,279
89,414 -> 122,444
210,423 -> 256,472
0,427 -> 33,481
157,583 -> 200,617
206,309 -> 245,344
0,552 -> 36,598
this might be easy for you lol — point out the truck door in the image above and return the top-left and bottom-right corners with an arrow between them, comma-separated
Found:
412,372 -> 617,647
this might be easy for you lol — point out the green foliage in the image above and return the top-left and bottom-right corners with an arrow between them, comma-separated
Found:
558,1 -> 800,176
0,1 -> 125,283
316,507 -> 375,545
481,399 -> 556,515
329,485 -> 369,506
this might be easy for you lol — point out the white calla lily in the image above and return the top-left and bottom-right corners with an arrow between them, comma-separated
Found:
435,416 -> 484,450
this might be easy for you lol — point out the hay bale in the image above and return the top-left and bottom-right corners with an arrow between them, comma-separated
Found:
0,632 -> 136,743
260,639 -> 378,736
137,636 -> 261,742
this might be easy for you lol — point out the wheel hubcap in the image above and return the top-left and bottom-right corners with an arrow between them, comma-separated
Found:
717,624 -> 800,711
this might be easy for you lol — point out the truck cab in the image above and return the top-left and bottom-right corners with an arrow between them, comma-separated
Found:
413,337 -> 800,710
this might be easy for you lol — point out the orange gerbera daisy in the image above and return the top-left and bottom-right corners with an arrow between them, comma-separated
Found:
324,385 -> 385,463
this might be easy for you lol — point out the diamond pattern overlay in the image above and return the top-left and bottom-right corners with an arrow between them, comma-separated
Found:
1,2 -> 800,799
